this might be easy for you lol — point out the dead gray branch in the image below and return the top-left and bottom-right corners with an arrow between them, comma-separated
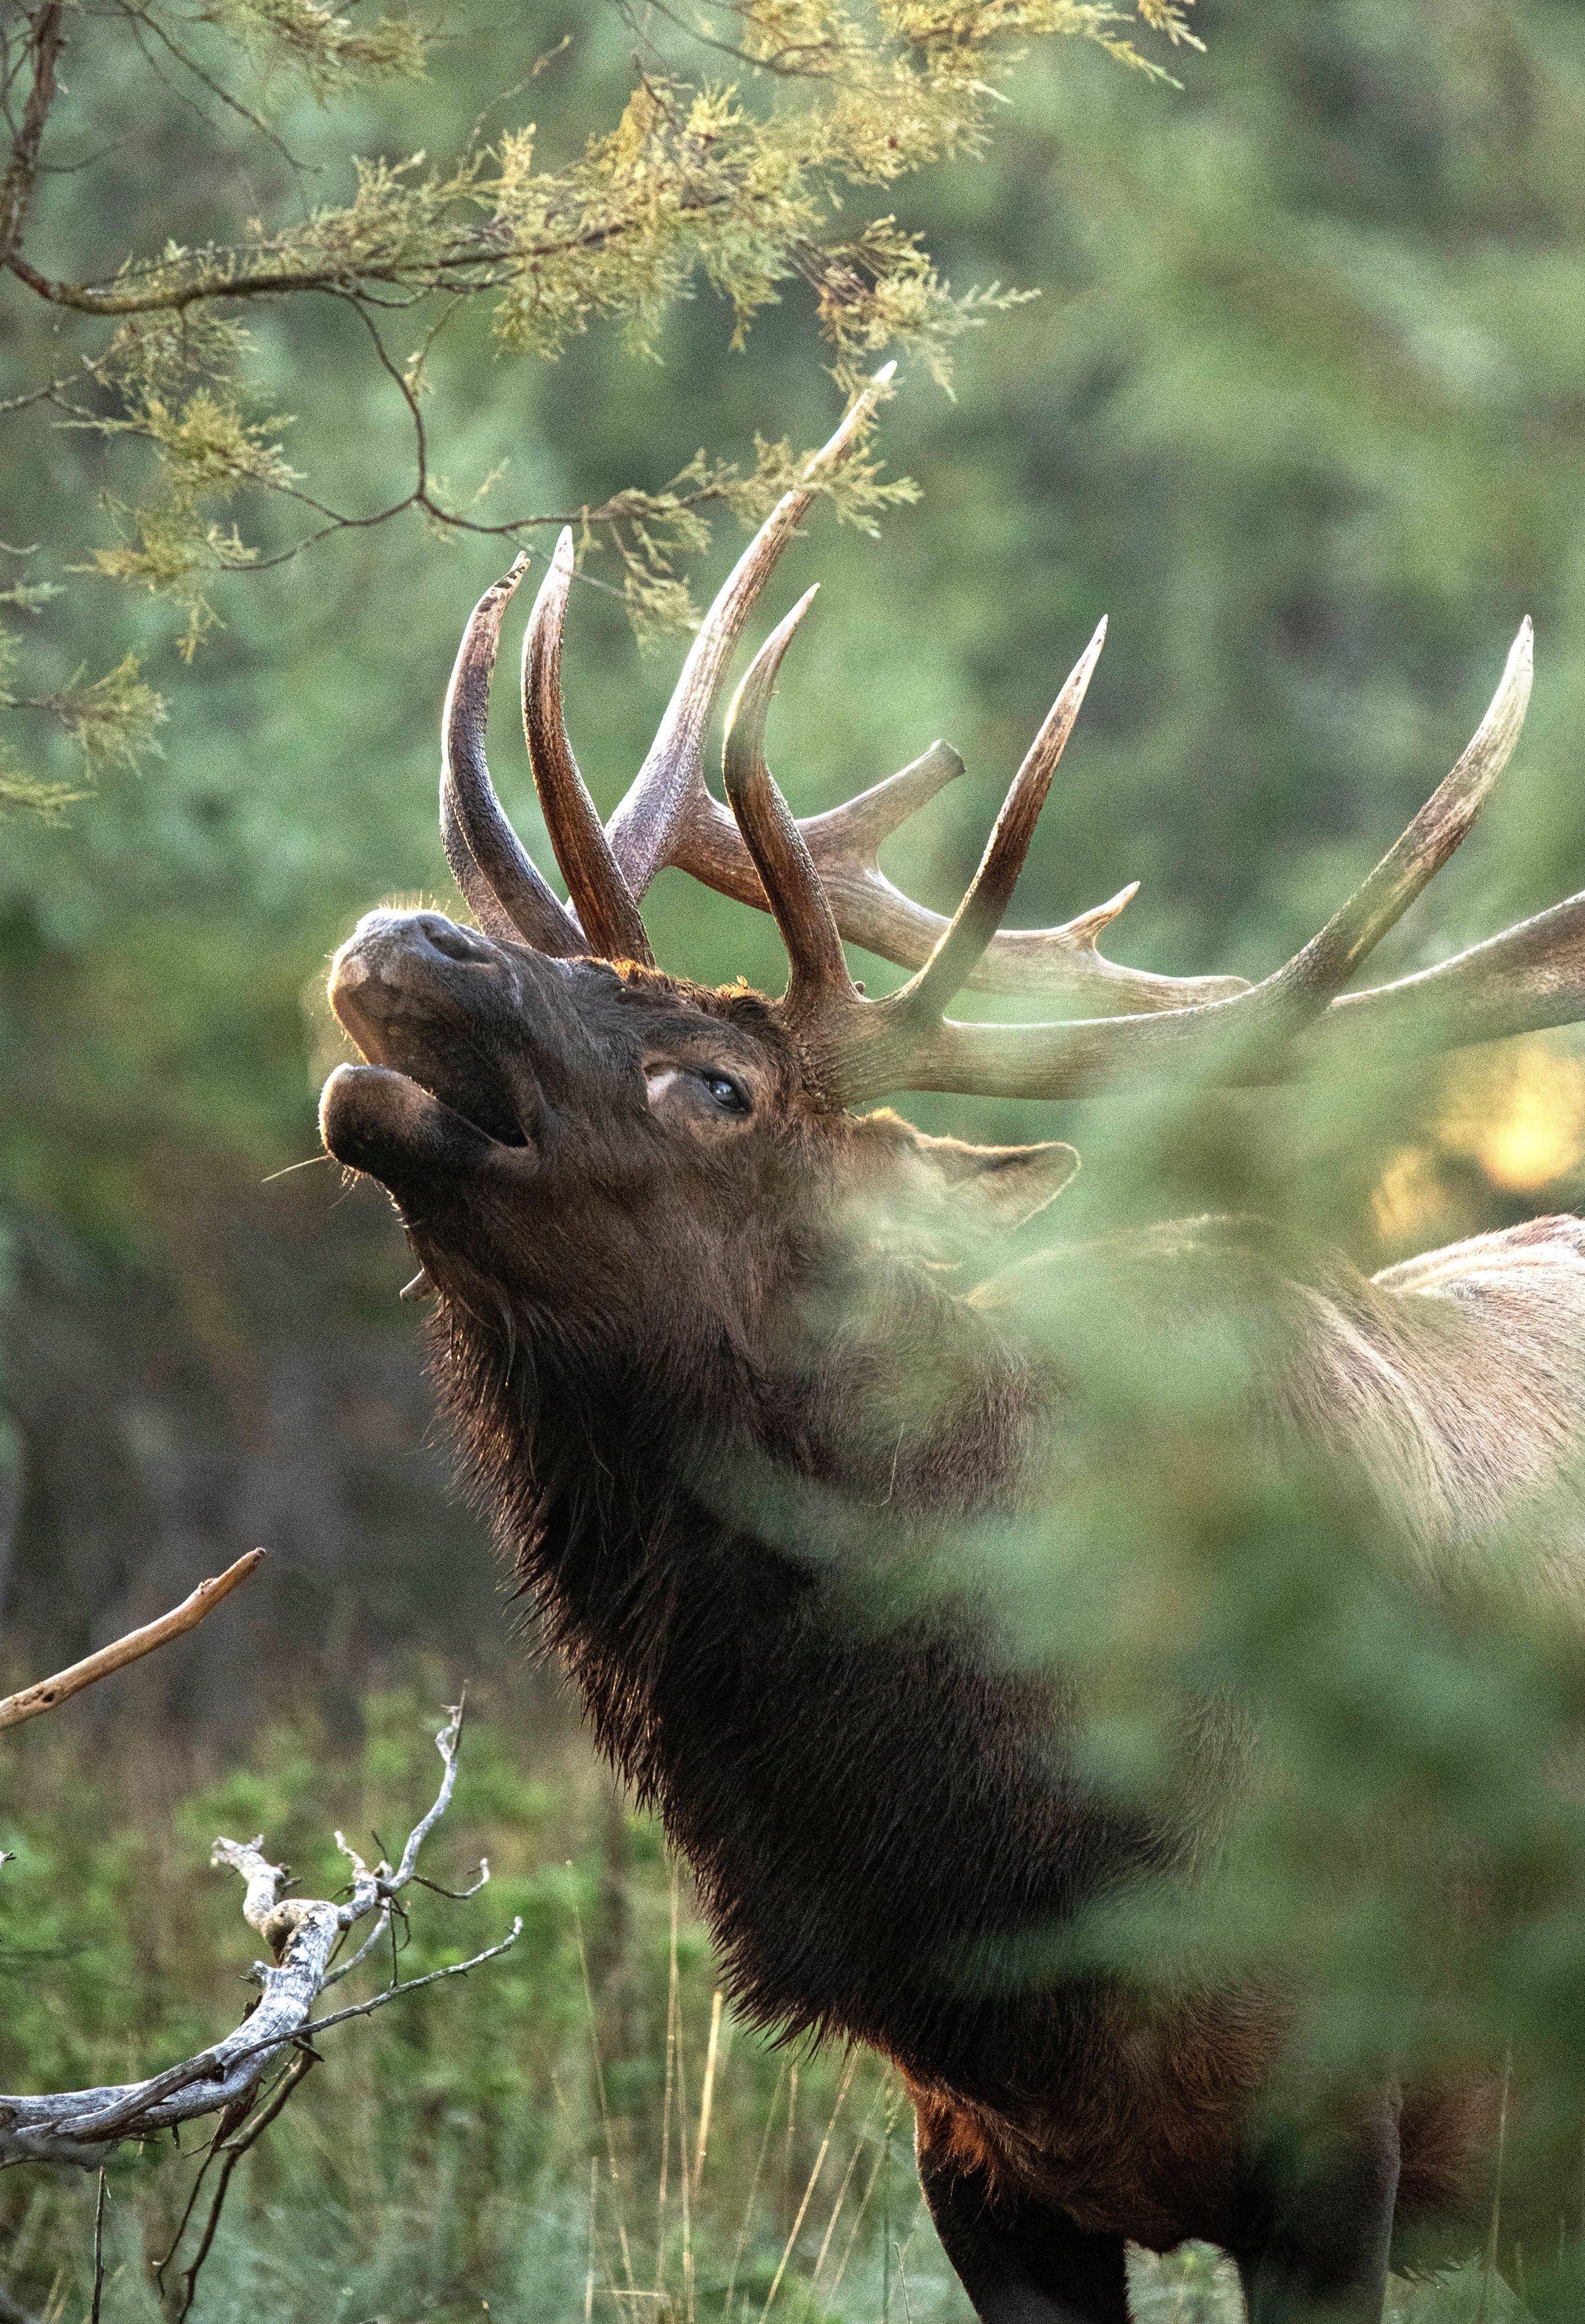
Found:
0,1703 -> 520,2167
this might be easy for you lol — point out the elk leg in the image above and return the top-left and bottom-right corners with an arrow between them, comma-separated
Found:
916,2141 -> 1131,2323
1234,2100 -> 1400,2323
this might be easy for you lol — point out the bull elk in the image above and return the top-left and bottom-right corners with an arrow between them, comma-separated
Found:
320,373 -> 1585,2323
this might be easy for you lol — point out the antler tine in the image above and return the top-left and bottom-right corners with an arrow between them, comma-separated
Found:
804,619 -> 1542,1106
806,741 -> 968,860
607,365 -> 898,902
441,557 -> 584,959
721,590 -> 857,1029
1270,617 -> 1533,1007
440,558 -> 531,945
1301,885 -> 1585,1069
522,531 -> 655,966
892,618 -> 1109,1024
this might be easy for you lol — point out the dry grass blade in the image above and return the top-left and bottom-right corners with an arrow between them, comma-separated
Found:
573,1906 -> 638,2296
87,2173 -> 105,2324
756,2050 -> 857,2323
722,2055 -> 789,2321
693,1990 -> 724,2194
810,2079 -> 888,2288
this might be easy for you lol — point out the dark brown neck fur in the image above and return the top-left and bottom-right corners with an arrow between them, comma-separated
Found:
431,1255 -> 1170,2100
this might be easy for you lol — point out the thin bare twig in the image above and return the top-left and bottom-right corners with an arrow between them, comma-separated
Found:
88,2170 -> 106,2324
155,2047 -> 318,2324
0,1549 -> 265,1732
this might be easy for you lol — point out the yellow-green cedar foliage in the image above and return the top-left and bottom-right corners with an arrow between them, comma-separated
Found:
0,0 -> 1193,802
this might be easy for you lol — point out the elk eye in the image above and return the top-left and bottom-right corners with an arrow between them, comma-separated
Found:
699,1070 -> 750,1116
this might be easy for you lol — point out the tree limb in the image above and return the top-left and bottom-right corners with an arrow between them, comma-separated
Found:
0,1 -> 65,272
0,1549 -> 266,1732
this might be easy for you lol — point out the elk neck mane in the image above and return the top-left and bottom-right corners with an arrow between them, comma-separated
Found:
425,1268 -> 1174,2082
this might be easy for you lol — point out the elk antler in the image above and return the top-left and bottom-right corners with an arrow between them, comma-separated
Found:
440,369 -> 1242,1012
521,531 -> 655,966
434,402 -> 1585,1105
719,608 -> 1564,1103
441,554 -> 584,958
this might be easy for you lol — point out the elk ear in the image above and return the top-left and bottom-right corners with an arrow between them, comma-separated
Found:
911,1130 -> 1080,1230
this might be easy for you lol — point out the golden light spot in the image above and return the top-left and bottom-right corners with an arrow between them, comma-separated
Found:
1438,1040 -> 1585,1194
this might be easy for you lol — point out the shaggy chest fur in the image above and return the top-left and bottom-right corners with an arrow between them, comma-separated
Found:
435,1304 -> 1300,2249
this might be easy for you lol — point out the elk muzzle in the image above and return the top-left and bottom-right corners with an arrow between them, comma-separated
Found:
329,908 -> 507,1058
323,909 -> 544,1192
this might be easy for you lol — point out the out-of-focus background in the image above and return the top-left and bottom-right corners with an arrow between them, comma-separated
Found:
5,0 -> 1585,2315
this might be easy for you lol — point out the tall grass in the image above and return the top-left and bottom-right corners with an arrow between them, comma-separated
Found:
0,1677 -> 1537,2321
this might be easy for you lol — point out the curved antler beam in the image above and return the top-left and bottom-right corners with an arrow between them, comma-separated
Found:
885,889 -> 1585,1097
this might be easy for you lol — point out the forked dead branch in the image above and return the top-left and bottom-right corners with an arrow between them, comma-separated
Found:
0,1704 -> 520,2171
0,1569 -> 518,2317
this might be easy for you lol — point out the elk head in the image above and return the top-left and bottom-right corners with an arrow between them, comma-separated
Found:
322,371 -> 1581,1441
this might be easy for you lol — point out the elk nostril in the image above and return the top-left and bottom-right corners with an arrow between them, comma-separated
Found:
418,916 -> 490,966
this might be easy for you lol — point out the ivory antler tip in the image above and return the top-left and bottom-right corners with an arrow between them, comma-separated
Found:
759,588 -> 820,666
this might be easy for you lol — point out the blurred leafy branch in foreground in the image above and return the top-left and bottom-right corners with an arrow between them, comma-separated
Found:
0,0 -> 1195,803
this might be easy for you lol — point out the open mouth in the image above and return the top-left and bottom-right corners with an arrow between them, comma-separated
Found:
326,913 -> 539,1156
343,1019 -> 531,1149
